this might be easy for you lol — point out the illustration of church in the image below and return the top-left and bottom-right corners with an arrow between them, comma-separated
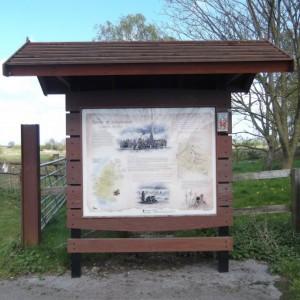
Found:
119,124 -> 167,150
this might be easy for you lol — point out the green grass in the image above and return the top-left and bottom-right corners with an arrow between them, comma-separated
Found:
233,159 -> 265,173
0,190 -> 69,278
0,189 -> 20,250
233,178 -> 290,208
233,158 -> 300,173
232,158 -> 294,208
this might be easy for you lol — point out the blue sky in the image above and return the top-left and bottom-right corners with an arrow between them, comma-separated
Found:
0,0 -> 167,145
0,0 -> 166,59
0,1 -> 247,145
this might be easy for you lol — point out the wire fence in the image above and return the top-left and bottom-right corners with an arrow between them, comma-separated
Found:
0,172 -> 20,193
0,162 -> 21,193
0,158 -> 67,230
40,158 -> 66,229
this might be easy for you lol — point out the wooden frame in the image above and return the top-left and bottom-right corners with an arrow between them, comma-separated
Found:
68,237 -> 233,253
65,89 -> 232,276
66,90 -> 232,230
21,125 -> 41,246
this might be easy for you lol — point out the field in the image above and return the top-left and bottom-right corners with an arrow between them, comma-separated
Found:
0,145 -> 65,163
0,155 -> 299,298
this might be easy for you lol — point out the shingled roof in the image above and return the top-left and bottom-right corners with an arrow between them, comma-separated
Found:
2,40 -> 294,94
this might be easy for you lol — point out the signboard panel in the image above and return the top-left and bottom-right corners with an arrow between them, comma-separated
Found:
82,107 -> 216,217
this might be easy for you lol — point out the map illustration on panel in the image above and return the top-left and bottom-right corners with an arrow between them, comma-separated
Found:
82,107 -> 216,217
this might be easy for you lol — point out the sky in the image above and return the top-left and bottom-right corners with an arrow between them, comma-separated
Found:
0,0 -> 167,145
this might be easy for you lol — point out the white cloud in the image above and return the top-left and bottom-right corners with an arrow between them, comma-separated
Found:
0,64 -> 65,145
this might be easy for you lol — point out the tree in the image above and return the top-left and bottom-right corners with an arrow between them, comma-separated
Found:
7,141 -> 15,148
44,138 -> 65,151
94,13 -> 173,41
165,0 -> 299,169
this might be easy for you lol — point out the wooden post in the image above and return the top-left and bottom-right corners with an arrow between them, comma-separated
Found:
71,229 -> 81,278
21,124 -> 41,246
217,227 -> 229,272
291,168 -> 300,233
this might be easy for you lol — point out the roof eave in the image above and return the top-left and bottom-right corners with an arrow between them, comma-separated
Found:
3,60 -> 294,77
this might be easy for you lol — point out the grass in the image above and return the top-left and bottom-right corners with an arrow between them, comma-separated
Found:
233,158 -> 300,173
0,194 -> 69,278
0,190 -> 20,251
233,177 -> 290,208
232,158 -> 294,208
0,146 -> 64,163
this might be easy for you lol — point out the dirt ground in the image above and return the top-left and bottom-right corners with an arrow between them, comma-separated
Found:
0,259 -> 282,300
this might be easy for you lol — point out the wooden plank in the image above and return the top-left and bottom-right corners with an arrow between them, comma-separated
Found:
217,159 -> 232,183
68,237 -> 233,253
67,207 -> 232,231
66,137 -> 81,160
67,184 -> 232,209
67,185 -> 82,208
234,204 -> 289,216
66,161 -> 82,185
217,183 -> 232,206
11,54 -> 291,62
21,125 -> 41,246
66,89 -> 230,111
216,135 -> 232,159
66,113 -> 80,135
233,169 -> 290,181
5,60 -> 293,77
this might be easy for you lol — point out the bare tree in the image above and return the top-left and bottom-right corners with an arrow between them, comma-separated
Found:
165,0 -> 299,169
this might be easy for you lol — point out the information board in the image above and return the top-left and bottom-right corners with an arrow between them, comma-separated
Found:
82,107 -> 216,217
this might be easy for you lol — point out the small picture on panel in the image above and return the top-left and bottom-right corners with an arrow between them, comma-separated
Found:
217,112 -> 229,132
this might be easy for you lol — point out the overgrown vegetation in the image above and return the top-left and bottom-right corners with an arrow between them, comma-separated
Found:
0,196 -> 69,278
232,214 -> 300,300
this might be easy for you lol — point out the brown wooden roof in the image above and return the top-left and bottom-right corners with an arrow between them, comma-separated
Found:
3,40 -> 293,76
2,40 -> 294,94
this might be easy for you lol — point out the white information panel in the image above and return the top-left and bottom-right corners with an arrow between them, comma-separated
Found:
82,107 -> 216,217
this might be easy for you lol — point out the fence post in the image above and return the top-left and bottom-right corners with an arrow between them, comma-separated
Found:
21,124 -> 41,246
291,168 -> 300,233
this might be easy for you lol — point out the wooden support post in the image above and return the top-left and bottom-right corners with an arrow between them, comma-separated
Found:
291,169 -> 300,233
21,124 -> 41,247
71,229 -> 81,278
217,227 -> 229,272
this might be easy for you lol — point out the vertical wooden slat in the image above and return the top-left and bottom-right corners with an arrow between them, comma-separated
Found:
216,135 -> 232,158
67,161 -> 82,184
21,124 -> 41,246
66,137 -> 81,160
217,159 -> 232,182
66,113 -> 81,136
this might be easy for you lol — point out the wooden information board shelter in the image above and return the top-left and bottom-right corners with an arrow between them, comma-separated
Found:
3,40 -> 293,277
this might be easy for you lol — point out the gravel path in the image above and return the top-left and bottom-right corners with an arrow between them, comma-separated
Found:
0,260 -> 281,300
